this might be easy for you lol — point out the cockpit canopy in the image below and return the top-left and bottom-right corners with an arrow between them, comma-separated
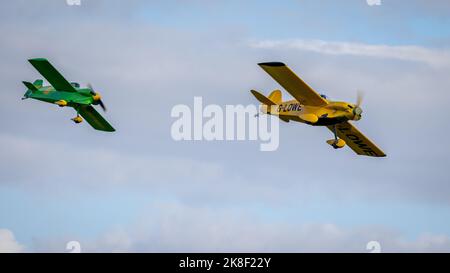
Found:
320,94 -> 328,99
70,82 -> 80,88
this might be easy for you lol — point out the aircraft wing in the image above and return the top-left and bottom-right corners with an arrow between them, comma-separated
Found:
258,62 -> 328,107
327,121 -> 386,157
78,105 -> 115,132
28,58 -> 77,92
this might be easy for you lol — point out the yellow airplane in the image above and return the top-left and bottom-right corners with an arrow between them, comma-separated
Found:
252,62 -> 386,157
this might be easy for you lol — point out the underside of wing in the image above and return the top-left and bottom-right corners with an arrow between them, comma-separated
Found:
77,105 -> 115,132
327,121 -> 386,157
258,62 -> 328,107
28,58 -> 77,92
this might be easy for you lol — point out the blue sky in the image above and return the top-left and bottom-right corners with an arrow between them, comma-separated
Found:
1,0 -> 450,252
132,0 -> 450,45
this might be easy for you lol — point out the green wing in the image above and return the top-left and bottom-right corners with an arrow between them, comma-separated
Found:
28,58 -> 77,92
78,105 -> 115,132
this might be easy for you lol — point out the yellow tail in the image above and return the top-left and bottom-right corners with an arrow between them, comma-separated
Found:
268,90 -> 282,104
250,89 -> 282,105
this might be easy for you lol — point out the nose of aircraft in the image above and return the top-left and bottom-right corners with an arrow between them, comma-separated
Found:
353,106 -> 363,120
92,93 -> 101,101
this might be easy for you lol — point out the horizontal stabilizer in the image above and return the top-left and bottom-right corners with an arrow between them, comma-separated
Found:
250,90 -> 277,105
22,81 -> 38,91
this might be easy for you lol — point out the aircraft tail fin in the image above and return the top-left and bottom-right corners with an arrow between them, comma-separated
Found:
268,90 -> 282,104
33,79 -> 43,88
22,81 -> 39,99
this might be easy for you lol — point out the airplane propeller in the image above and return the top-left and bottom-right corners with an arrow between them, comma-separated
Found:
353,90 -> 364,120
87,83 -> 107,112
356,90 -> 364,107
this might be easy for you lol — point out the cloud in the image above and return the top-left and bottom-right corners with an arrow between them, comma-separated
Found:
0,229 -> 24,253
0,133 -> 225,191
2,1 -> 450,253
31,201 -> 450,253
116,202 -> 450,253
250,39 -> 450,67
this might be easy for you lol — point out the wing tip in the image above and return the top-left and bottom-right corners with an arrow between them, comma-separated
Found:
368,153 -> 386,157
95,126 -> 116,132
28,58 -> 48,63
250,89 -> 259,96
258,62 -> 286,67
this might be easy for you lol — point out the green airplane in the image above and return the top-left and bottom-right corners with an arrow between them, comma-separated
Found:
22,58 -> 115,132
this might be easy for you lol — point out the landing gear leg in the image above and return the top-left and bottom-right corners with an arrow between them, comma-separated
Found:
332,124 -> 338,143
331,125 -> 339,149
326,124 -> 346,149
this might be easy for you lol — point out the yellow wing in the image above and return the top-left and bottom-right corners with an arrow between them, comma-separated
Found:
258,62 -> 328,106
328,121 -> 386,157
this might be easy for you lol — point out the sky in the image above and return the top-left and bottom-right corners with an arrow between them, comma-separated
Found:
1,0 -> 450,252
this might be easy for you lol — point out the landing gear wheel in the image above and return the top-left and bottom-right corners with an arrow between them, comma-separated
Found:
71,115 -> 83,124
326,138 -> 346,149
326,124 -> 346,149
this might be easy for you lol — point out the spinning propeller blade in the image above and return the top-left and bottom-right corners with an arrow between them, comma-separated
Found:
356,90 -> 364,107
87,83 -> 107,112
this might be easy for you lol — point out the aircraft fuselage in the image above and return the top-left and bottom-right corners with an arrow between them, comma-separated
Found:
24,85 -> 97,108
262,99 -> 361,126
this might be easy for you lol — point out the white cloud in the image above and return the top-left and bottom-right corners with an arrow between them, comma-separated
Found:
250,39 -> 450,67
0,133 -> 225,190
2,2 -> 450,253
0,229 -> 24,253
59,201 -> 450,253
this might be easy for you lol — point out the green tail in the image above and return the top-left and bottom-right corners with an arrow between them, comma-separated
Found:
33,79 -> 43,88
23,81 -> 38,91
22,80 -> 42,99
